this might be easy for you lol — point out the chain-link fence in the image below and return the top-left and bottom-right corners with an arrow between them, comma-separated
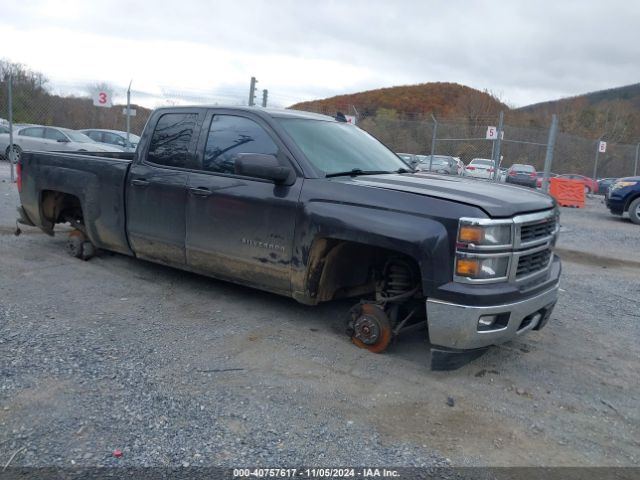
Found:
293,102 -> 640,180
2,74 -> 639,183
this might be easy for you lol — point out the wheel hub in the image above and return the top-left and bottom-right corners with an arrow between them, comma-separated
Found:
353,314 -> 381,345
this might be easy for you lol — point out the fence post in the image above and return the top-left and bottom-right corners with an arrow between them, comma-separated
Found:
592,140 -> 601,180
126,80 -> 132,145
492,111 -> 504,181
8,74 -> 15,183
541,114 -> 558,193
428,114 -> 437,171
634,143 -> 639,176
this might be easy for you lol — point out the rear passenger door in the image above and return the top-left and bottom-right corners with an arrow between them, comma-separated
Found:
185,111 -> 303,294
126,110 -> 205,266
16,127 -> 45,151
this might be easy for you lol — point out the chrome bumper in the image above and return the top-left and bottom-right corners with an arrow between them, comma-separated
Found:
426,285 -> 559,350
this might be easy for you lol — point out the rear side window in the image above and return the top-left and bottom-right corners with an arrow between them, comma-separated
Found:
19,127 -> 44,138
147,113 -> 198,168
202,115 -> 279,174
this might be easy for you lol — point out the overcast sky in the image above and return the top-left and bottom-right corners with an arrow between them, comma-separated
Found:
2,0 -> 639,109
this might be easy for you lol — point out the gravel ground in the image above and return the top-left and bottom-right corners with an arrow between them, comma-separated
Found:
0,162 -> 638,469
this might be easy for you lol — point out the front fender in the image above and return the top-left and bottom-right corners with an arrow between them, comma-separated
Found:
291,200 -> 455,302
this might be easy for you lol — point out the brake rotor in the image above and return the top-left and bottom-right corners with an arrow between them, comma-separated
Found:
349,303 -> 393,353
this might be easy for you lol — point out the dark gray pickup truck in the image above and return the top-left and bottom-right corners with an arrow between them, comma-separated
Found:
16,106 -> 561,369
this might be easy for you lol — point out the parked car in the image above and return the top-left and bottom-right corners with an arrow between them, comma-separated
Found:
535,172 -> 558,188
464,158 -> 496,179
605,177 -> 640,224
79,129 -> 141,152
597,177 -> 618,195
6,125 -> 122,162
15,106 -> 560,370
505,164 -> 537,188
415,155 -> 458,175
556,174 -> 599,194
0,124 -> 13,160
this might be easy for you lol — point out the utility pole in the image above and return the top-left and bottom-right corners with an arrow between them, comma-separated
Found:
492,111 -> 504,181
541,114 -> 558,193
126,80 -> 132,145
8,74 -> 14,182
428,114 -> 437,172
634,143 -> 639,176
262,89 -> 268,108
248,77 -> 258,106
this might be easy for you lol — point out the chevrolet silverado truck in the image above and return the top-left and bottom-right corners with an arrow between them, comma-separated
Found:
15,107 -> 561,369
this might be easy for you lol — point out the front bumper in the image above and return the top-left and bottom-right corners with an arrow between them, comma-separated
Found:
426,284 -> 558,350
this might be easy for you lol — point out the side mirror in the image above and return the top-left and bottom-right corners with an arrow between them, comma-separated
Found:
234,154 -> 292,184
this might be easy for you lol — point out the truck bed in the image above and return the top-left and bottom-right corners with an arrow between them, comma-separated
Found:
20,151 -> 134,255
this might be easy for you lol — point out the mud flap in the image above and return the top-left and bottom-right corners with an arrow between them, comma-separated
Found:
430,346 -> 488,371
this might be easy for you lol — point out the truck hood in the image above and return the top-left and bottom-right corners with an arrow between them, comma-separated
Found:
331,173 -> 555,218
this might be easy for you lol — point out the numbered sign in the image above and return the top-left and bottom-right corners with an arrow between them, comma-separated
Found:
93,89 -> 113,108
345,115 -> 357,125
598,141 -> 607,153
486,126 -> 497,139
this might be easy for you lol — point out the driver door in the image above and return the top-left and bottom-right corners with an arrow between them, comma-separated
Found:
185,111 -> 302,294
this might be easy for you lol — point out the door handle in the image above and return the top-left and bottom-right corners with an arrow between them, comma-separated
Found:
189,187 -> 212,197
131,178 -> 150,187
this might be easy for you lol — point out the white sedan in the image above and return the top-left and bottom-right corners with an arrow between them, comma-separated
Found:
464,158 -> 497,180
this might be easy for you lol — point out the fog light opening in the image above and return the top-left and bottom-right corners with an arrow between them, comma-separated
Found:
478,315 -> 497,327
477,313 -> 510,332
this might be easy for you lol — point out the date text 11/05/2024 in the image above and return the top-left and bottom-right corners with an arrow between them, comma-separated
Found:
233,468 -> 400,478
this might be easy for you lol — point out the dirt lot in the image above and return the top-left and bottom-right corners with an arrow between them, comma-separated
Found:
1,162 -> 638,468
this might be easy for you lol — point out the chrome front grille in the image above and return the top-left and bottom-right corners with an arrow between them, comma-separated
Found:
520,218 -> 557,244
516,249 -> 552,278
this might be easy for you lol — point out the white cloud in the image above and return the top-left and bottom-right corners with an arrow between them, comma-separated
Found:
1,0 -> 639,108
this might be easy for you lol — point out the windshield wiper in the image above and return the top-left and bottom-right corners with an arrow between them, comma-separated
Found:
325,169 -> 392,178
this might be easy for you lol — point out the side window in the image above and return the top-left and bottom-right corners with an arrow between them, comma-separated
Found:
0,126 -> 9,134
104,132 -> 125,146
147,113 -> 198,168
44,128 -> 67,141
19,127 -> 44,138
86,131 -> 102,142
203,115 -> 278,174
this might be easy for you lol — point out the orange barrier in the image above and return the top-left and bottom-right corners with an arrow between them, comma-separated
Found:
549,177 -> 585,208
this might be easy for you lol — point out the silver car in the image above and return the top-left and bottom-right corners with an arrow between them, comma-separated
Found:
415,155 -> 458,175
6,126 -> 122,162
79,129 -> 140,152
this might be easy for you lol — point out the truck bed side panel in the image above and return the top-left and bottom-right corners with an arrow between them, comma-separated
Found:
20,151 -> 133,255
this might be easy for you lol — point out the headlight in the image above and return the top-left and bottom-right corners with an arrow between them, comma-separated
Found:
611,181 -> 637,191
455,254 -> 510,280
458,220 -> 512,248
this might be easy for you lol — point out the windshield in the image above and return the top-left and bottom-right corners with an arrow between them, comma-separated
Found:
278,118 -> 408,175
64,130 -> 95,143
